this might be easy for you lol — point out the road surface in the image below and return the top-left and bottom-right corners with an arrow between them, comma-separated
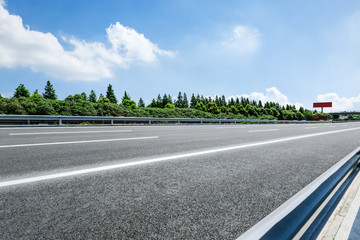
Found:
1,122 -> 360,239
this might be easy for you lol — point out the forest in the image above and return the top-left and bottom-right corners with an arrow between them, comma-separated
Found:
0,81 -> 331,120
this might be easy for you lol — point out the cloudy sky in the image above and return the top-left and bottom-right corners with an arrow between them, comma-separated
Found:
1,0 -> 360,112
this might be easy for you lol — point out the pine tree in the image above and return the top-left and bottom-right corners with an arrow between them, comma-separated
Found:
156,94 -> 162,107
81,92 -> 87,101
106,84 -> 117,103
168,94 -> 173,104
221,95 -> 227,106
14,84 -> 30,98
43,81 -> 57,100
89,90 -> 97,103
122,91 -> 131,102
138,98 -> 145,108
33,89 -> 39,95
183,93 -> 189,108
190,94 -> 197,108
175,92 -> 183,108
162,94 -> 169,107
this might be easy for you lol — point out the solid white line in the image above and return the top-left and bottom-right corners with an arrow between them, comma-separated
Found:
1,127 -> 360,188
0,126 -> 121,130
9,130 -> 132,136
304,127 -> 317,129
248,129 -> 279,133
214,126 -> 246,129
0,136 -> 158,149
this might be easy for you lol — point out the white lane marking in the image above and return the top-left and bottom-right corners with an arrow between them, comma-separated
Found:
0,136 -> 158,149
248,129 -> 279,133
214,126 -> 246,129
0,126 -> 122,130
9,130 -> 132,136
2,127 -> 360,188
304,127 -> 317,129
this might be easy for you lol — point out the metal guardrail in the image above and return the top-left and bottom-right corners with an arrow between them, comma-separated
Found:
0,115 -> 327,125
237,147 -> 360,240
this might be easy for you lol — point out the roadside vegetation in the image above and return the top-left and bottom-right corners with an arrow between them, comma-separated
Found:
0,82 -> 332,120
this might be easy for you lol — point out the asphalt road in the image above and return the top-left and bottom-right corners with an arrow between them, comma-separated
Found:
1,122 -> 360,239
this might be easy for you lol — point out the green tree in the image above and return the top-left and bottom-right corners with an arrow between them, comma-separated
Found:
190,94 -> 197,108
207,102 -> 220,114
80,92 -> 87,101
122,99 -> 138,109
98,97 -> 111,103
74,94 -> 85,102
89,90 -> 97,103
106,84 -> 117,103
183,93 -> 189,108
195,102 -> 207,112
65,95 -> 75,102
14,84 -> 30,98
138,98 -> 145,108
43,81 -> 57,100
122,91 -> 131,102
296,112 -> 304,120
175,92 -> 183,108
164,103 -> 175,108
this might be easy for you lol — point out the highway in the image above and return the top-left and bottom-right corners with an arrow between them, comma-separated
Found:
1,122 -> 360,239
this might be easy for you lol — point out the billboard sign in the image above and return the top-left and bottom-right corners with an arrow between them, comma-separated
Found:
313,102 -> 332,108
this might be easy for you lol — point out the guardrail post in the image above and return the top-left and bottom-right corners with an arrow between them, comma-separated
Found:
201,120 -> 203,124
59,118 -> 62,125
27,119 -> 30,125
178,121 -> 180,125
111,119 -> 114,125
149,120 -> 151,125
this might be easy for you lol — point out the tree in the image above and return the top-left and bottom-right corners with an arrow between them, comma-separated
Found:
98,97 -> 111,103
164,103 -> 175,108
74,94 -> 84,102
122,91 -> 131,102
65,95 -> 75,102
81,92 -> 87,101
14,84 -> 30,98
89,90 -> 97,103
299,106 -> 305,114
106,84 -> 117,103
43,81 -> 57,100
195,102 -> 207,112
175,92 -> 183,108
207,102 -> 220,114
33,89 -> 39,95
221,95 -> 227,107
138,98 -> 145,108
190,94 -> 197,108
122,99 -> 137,109
183,93 -> 189,108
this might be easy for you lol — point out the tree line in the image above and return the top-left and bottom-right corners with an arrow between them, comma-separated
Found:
0,81 -> 331,120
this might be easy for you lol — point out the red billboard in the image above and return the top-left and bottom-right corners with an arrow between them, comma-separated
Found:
313,102 -> 332,108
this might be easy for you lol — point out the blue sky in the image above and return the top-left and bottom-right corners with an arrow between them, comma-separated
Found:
1,0 -> 360,112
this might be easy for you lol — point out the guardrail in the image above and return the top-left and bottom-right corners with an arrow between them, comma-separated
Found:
0,115 -> 328,126
237,147 -> 360,240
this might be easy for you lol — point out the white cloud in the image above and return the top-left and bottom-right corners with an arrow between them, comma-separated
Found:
228,87 -> 303,109
317,93 -> 360,112
221,25 -> 261,54
0,2 -> 173,81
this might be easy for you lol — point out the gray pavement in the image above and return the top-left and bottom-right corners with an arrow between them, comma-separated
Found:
1,122 -> 360,239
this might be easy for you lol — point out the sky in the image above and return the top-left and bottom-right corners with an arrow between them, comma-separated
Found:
1,0 -> 360,112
